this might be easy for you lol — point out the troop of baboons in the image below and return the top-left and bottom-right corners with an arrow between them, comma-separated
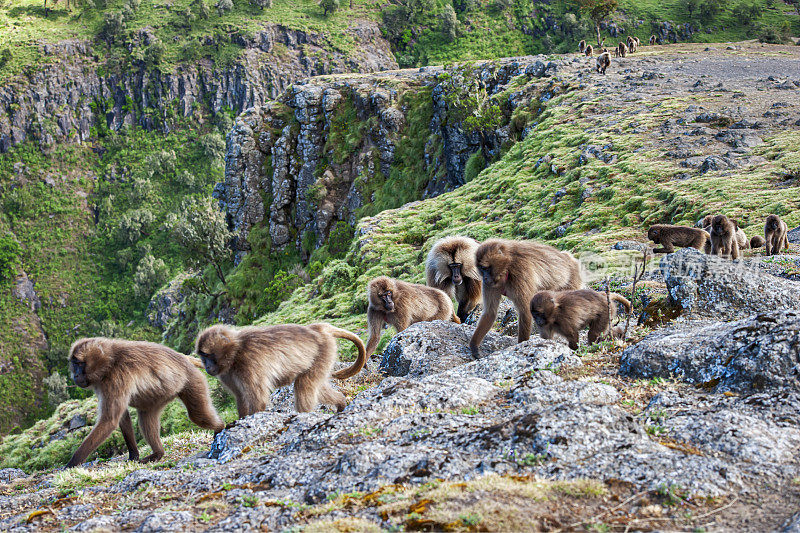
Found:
581,33 -> 659,74
649,213 -> 789,260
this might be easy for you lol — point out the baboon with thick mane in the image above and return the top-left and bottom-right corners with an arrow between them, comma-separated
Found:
196,323 -> 366,417
469,239 -> 583,357
596,52 -> 611,74
618,42 -> 628,57
627,36 -> 638,53
647,224 -> 711,254
366,276 -> 460,357
426,236 -> 482,322
66,338 -> 224,468
649,35 -> 657,45
585,44 -> 593,56
578,39 -> 586,53
698,214 -> 761,249
531,289 -> 631,350
765,214 -> 789,256
709,214 -> 741,259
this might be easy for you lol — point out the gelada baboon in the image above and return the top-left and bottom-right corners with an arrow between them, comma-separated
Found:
426,236 -> 482,322
585,44 -> 593,57
579,39 -> 587,53
531,289 -> 631,350
366,276 -> 460,357
469,239 -> 583,357
647,224 -> 711,254
698,214 -> 761,249
764,214 -> 789,256
618,42 -> 628,57
627,36 -> 638,53
710,214 -> 741,259
596,52 -> 611,74
649,35 -> 657,45
196,323 -> 366,417
66,338 -> 224,468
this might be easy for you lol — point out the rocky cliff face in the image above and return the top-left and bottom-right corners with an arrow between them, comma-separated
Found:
219,57 -> 559,255
0,22 -> 396,152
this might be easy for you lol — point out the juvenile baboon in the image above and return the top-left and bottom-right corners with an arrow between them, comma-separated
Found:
764,214 -> 789,256
66,338 -> 224,468
579,39 -> 586,53
647,224 -> 711,254
596,52 -> 611,74
618,42 -> 628,57
469,239 -> 583,357
531,289 -> 631,350
751,235 -> 766,249
649,35 -> 657,45
196,323 -> 366,417
710,214 -> 741,259
366,276 -> 460,357
585,44 -> 593,57
426,236 -> 482,322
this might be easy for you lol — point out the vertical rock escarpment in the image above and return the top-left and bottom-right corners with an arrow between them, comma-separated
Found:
0,22 -> 396,152
219,57 -> 561,258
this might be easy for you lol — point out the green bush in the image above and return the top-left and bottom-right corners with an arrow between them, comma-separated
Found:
99,12 -> 126,44
0,234 -> 21,281
144,39 -> 166,67
464,150 -> 486,183
320,0 -> 339,16
0,48 -> 12,70
758,21 -> 792,44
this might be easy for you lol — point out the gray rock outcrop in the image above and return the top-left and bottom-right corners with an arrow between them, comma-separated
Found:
661,248 -> 800,318
620,309 -> 800,392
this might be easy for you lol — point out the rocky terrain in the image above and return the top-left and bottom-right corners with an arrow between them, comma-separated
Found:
2,248 -> 800,531
1,41 -> 800,531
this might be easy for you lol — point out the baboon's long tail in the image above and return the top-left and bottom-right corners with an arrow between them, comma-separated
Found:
326,326 -> 368,380
185,355 -> 205,369
451,311 -> 461,325
610,293 -> 632,313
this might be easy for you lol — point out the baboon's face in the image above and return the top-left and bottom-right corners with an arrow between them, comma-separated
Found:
449,263 -> 463,285
378,288 -> 395,312
197,348 -> 220,376
766,216 -> 779,231
648,228 -> 660,243
711,216 -> 729,236
69,354 -> 90,388
530,293 -> 553,327
196,329 -> 234,376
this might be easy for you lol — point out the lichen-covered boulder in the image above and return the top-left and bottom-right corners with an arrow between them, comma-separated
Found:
661,248 -> 800,318
620,309 -> 800,392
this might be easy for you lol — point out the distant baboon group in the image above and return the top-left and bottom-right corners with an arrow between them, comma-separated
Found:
581,33 -> 654,73
647,213 -> 789,260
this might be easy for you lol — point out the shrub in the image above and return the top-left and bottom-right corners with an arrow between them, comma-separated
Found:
0,234 -> 21,281
168,196 -> 233,286
758,22 -> 792,44
116,209 -> 155,245
200,133 -> 226,162
441,4 -> 459,42
215,0 -> 233,16
320,0 -> 339,16
99,12 -> 126,44
327,221 -> 354,259
0,48 -> 10,70
144,39 -> 165,67
43,372 -> 69,408
192,0 -> 210,19
250,0 -> 271,8
133,254 -> 170,300
464,150 -> 486,182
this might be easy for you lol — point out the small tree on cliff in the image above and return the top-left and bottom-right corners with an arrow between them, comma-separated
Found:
570,0 -> 617,46
168,196 -> 233,288
320,0 -> 339,16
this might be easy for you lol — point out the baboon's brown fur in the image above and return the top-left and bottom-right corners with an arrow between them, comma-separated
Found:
196,323 -> 366,418
469,239 -> 583,357
596,52 -> 611,74
649,35 -> 657,45
647,224 -> 711,254
765,214 -> 789,256
66,338 -> 224,468
578,40 -> 586,53
531,289 -> 631,350
710,215 -> 741,259
627,36 -> 638,53
699,214 -> 759,251
585,44 -> 593,56
366,276 -> 460,357
426,236 -> 482,322
750,235 -> 766,249
618,42 -> 628,57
